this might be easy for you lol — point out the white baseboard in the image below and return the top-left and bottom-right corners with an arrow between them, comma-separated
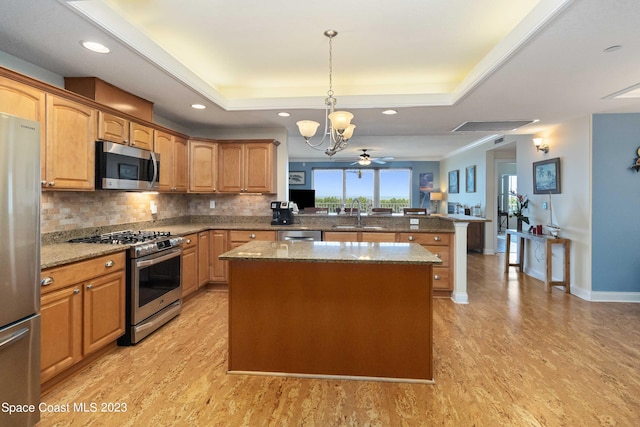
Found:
585,291 -> 640,302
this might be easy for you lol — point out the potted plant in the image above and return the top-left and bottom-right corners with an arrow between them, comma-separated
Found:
509,191 -> 529,231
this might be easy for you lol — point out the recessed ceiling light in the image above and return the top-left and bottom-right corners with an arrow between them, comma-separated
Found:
81,41 -> 110,54
382,110 -> 398,115
277,112 -> 290,117
191,104 -> 206,110
603,45 -> 622,53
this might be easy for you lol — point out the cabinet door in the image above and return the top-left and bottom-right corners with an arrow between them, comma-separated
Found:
218,143 -> 244,192
244,143 -> 275,193
97,111 -> 129,145
198,231 -> 210,286
83,271 -> 125,355
360,232 -> 397,242
182,246 -> 198,298
209,230 -> 228,283
0,77 -> 46,180
40,286 -> 82,383
189,140 -> 217,192
45,95 -> 96,190
173,136 -> 189,192
155,130 -> 174,192
323,231 -> 359,242
129,122 -> 153,150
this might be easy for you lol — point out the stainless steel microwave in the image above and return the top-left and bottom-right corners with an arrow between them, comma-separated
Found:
95,141 -> 160,191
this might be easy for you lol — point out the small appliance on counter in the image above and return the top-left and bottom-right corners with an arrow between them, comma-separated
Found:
271,201 -> 295,225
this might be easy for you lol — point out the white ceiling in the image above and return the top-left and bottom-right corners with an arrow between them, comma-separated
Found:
1,0 -> 640,162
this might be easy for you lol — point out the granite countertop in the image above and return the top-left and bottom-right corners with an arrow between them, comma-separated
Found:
219,240 -> 443,265
40,215 -> 466,269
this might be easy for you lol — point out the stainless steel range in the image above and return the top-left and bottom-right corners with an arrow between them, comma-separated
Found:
70,230 -> 184,345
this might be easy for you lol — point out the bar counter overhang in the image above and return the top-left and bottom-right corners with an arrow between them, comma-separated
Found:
219,240 -> 442,383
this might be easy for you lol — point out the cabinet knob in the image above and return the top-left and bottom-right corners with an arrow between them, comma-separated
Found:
435,253 -> 441,258
41,277 -> 54,287
48,181 -> 55,187
73,288 -> 80,294
434,236 -> 441,241
434,274 -> 441,280
105,260 -> 115,268
408,235 -> 415,241
41,181 -> 47,186
186,239 -> 191,244
86,284 -> 93,290
249,233 -> 256,239
130,141 -> 135,146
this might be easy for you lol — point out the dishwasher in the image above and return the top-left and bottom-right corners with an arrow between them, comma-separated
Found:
277,230 -> 323,241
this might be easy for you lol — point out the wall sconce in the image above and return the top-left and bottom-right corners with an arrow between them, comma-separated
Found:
533,137 -> 549,153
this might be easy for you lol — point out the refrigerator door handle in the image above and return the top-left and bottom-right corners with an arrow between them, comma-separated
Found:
0,327 -> 29,349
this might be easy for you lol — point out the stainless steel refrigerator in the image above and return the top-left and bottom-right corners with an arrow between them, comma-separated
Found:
0,113 -> 41,426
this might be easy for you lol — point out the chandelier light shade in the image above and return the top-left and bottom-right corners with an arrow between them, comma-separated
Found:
296,30 -> 356,157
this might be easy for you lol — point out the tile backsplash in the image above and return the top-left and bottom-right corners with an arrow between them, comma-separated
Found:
41,191 -> 274,234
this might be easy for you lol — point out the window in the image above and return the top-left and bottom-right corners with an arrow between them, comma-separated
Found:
313,168 -> 411,213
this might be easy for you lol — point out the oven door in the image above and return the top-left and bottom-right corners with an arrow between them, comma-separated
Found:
131,247 -> 182,325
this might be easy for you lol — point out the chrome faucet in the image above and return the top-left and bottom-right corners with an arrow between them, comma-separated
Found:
350,199 -> 362,227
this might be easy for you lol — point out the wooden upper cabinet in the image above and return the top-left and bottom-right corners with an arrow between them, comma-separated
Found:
0,76 -> 46,179
155,131 -> 188,192
189,139 -> 217,193
44,95 -> 96,190
97,111 -> 154,151
218,140 -> 278,194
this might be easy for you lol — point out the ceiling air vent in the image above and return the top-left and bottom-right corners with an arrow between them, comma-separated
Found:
451,120 -> 536,132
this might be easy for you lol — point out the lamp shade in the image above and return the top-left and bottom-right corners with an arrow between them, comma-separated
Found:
341,124 -> 356,140
430,192 -> 443,201
297,120 -> 320,138
328,111 -> 354,131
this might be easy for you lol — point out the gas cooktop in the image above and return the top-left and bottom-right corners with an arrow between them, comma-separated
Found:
69,230 -> 184,257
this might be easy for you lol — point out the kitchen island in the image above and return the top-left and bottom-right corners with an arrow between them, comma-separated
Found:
219,240 -> 441,382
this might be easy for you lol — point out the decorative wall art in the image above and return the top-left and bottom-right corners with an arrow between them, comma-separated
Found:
533,157 -> 561,194
418,172 -> 434,207
466,165 -> 476,193
289,171 -> 306,185
448,170 -> 459,194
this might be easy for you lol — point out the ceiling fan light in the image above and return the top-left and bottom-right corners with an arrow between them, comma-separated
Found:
358,157 -> 371,166
296,120 -> 320,138
328,111 -> 354,132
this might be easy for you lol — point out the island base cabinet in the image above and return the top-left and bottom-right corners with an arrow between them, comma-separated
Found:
228,260 -> 433,381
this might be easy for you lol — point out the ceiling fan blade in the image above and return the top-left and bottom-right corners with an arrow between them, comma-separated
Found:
349,161 -> 359,165
372,159 -> 387,164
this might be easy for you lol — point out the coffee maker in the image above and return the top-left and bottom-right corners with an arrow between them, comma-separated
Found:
271,201 -> 294,225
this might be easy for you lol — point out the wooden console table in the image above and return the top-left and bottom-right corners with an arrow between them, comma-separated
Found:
504,229 -> 571,293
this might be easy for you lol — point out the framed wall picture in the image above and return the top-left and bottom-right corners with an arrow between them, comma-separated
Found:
448,170 -> 459,194
466,165 -> 476,193
289,171 -> 306,186
533,157 -> 561,194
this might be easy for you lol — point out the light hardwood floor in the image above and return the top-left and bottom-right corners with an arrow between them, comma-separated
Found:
38,253 -> 640,426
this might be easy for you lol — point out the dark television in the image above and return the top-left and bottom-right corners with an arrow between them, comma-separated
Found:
289,189 -> 315,210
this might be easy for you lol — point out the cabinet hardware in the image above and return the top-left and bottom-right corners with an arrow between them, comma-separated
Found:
73,288 -> 80,294
249,233 -> 256,239
186,239 -> 191,244
41,181 -> 47,186
434,275 -> 441,280
48,181 -> 55,186
435,253 -> 441,258
434,236 -> 441,241
408,235 -> 415,241
86,284 -> 93,290
105,260 -> 115,268
41,277 -> 54,287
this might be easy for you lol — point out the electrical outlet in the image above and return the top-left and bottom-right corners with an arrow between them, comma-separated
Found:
150,200 -> 158,215
210,200 -> 216,209
410,218 -> 419,225
542,202 -> 548,210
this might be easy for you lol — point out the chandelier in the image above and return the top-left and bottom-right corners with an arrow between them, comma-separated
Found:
296,30 -> 356,157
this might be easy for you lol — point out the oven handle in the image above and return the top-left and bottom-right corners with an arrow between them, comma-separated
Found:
136,248 -> 181,269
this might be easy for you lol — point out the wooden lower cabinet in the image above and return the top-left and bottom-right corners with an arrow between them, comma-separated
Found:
209,230 -> 228,283
198,232 -> 210,287
40,252 -> 126,383
398,232 -> 453,294
182,234 -> 198,298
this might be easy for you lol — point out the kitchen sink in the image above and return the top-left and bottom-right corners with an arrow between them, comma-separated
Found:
331,225 -> 386,230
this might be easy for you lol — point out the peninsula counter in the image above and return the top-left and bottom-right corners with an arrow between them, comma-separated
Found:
220,240 -> 441,382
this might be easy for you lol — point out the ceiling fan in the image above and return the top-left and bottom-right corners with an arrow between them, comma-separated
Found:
350,149 -> 394,166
